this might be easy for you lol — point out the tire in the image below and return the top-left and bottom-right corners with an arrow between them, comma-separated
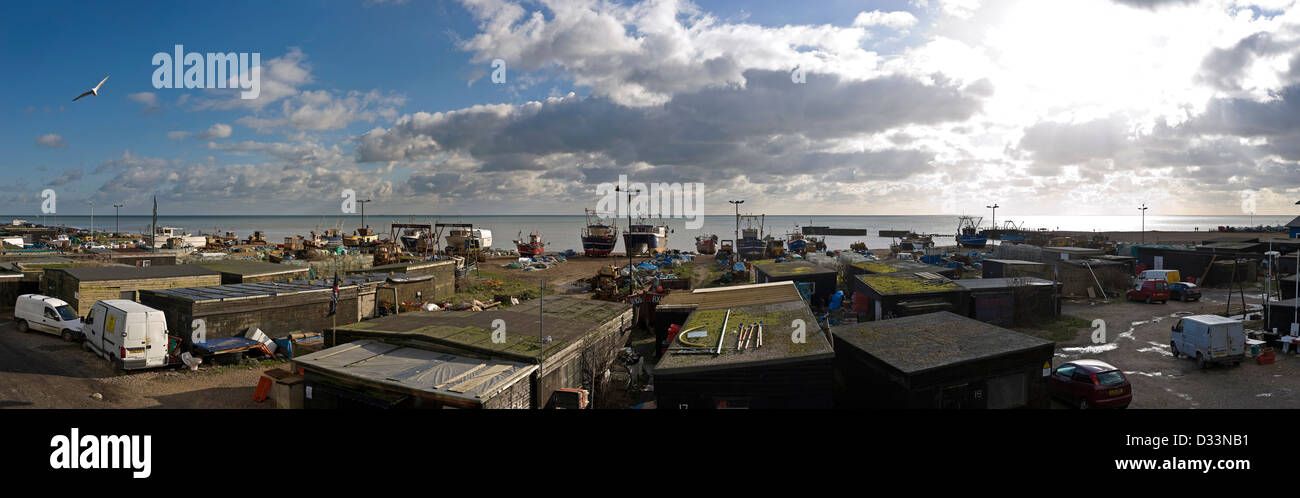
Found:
81,340 -> 90,352
61,330 -> 72,342
1171,342 -> 1179,358
15,320 -> 28,333
1079,398 -> 1090,410
1196,353 -> 1206,370
1146,296 -> 1152,304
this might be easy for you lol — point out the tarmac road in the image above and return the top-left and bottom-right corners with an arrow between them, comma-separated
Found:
0,313 -> 276,409
1053,289 -> 1300,409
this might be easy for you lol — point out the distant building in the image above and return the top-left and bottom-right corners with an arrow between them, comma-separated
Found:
1288,216 -> 1300,239
852,272 -> 970,321
753,260 -> 837,306
195,260 -> 311,284
955,277 -> 1061,327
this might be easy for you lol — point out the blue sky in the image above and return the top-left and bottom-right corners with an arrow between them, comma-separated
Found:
3,0 -> 1298,217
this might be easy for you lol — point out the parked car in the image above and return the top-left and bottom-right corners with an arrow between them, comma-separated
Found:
1127,279 -> 1169,303
1171,315 -> 1245,369
13,294 -> 83,342
1048,360 -> 1132,409
1169,282 -> 1201,302
82,299 -> 170,371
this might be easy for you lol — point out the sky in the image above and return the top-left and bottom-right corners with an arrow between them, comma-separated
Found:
3,0 -> 1300,218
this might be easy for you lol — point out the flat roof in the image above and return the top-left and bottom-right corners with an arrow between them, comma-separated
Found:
330,296 -> 631,362
659,281 -> 804,310
362,260 -> 456,273
54,264 -> 220,281
141,280 -> 346,302
982,259 -> 1045,265
654,298 -> 833,375
849,260 -> 933,274
195,260 -> 311,277
956,277 -> 1057,290
1041,246 -> 1103,253
294,340 -> 537,404
832,311 -> 1053,375
753,260 -> 835,277
856,273 -> 963,295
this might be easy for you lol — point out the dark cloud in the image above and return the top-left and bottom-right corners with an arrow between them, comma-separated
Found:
1197,32 -> 1294,92
359,69 -> 986,186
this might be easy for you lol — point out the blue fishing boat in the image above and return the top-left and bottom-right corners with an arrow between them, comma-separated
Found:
623,216 -> 668,256
581,209 -> 618,257
736,214 -> 766,259
955,216 -> 987,248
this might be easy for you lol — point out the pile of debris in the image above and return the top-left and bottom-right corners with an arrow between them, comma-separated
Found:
504,254 -> 568,271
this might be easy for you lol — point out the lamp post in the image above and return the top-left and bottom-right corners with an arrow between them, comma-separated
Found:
113,203 -> 123,236
88,200 -> 94,243
729,200 -> 744,252
356,199 -> 372,229
1139,203 -> 1149,244
616,184 -> 641,296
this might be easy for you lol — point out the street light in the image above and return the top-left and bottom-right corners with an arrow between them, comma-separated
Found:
986,202 -> 999,235
88,200 -> 94,243
616,185 -> 642,296
1139,203 -> 1149,244
113,203 -> 123,236
356,199 -> 372,229
729,200 -> 744,256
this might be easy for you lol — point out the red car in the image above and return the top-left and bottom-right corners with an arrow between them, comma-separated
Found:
1048,360 -> 1132,409
1127,279 -> 1169,304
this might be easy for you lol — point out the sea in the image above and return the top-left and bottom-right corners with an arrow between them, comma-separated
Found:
7,214 -> 1293,253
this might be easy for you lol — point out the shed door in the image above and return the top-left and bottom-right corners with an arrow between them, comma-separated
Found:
1154,256 -> 1164,270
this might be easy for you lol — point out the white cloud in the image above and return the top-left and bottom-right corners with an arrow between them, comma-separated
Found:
35,133 -> 66,148
197,123 -> 233,139
853,10 -> 919,29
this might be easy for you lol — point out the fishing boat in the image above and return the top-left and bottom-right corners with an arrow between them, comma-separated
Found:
443,225 -> 492,255
151,226 -> 206,249
322,228 -> 344,247
695,234 -> 718,254
514,230 -> 545,256
581,209 -> 618,257
955,216 -> 987,248
736,214 -> 766,260
764,236 -> 785,258
399,226 -> 425,251
344,226 -> 379,247
787,228 -> 808,255
623,217 -> 669,257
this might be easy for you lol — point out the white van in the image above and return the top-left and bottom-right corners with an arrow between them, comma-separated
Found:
82,299 -> 170,370
1170,315 -> 1245,369
13,294 -> 83,341
1139,269 -> 1180,283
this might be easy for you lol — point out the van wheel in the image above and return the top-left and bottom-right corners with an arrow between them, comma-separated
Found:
1170,342 -> 1179,358
60,330 -> 73,342
1196,353 -> 1206,370
1145,296 -> 1152,304
15,320 -> 28,333
81,341 -> 89,352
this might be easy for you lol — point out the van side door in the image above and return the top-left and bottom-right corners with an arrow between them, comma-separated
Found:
1171,319 -> 1185,353
40,306 -> 61,333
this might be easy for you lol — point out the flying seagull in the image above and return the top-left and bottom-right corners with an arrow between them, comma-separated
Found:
72,75 -> 109,102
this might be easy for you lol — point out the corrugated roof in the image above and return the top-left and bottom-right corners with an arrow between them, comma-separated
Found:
141,280 -> 343,302
294,340 -> 537,403
55,264 -> 220,281
1286,216 -> 1300,228
195,260 -> 310,276
832,311 -> 1053,375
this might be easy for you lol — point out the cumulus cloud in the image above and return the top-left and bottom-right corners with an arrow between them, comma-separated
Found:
46,169 -> 82,186
127,91 -> 162,115
197,123 -> 233,139
853,10 -> 920,30
36,133 -> 66,148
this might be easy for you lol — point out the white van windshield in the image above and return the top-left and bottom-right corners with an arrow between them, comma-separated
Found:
54,305 -> 77,321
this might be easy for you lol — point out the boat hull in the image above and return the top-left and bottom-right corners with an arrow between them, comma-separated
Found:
517,244 -> 545,256
737,238 -> 765,259
623,232 -> 664,256
582,235 -> 617,257
956,235 -> 987,248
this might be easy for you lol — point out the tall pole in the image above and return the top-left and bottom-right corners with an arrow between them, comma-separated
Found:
986,203 -> 998,230
1139,203 -> 1149,244
357,199 -> 372,229
88,200 -> 94,243
113,203 -> 123,236
729,200 -> 744,261
617,185 -> 641,296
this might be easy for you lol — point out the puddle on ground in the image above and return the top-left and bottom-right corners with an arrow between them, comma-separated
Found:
36,344 -> 80,352
1257,393 -> 1273,398
1061,343 -> 1119,355
1125,371 -> 1165,378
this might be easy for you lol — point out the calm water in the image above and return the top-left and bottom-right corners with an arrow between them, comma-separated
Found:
8,214 -> 1292,252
